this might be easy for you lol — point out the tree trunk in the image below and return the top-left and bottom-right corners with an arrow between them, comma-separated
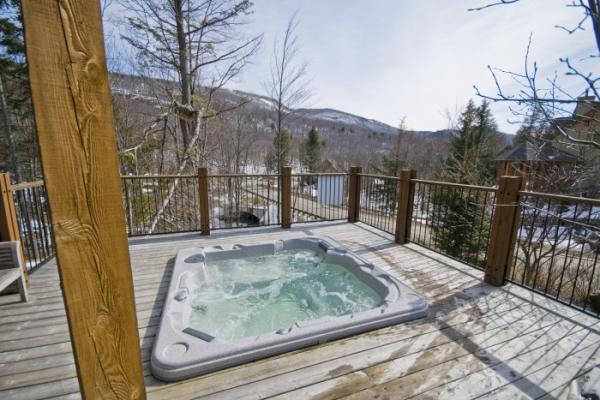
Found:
589,0 -> 600,55
174,0 -> 193,149
0,76 -> 21,182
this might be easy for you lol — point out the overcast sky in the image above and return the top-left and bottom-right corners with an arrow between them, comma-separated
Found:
223,0 -> 597,134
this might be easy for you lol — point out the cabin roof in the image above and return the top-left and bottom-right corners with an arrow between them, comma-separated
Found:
495,141 -> 578,162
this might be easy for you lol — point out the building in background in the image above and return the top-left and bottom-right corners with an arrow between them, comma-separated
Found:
317,160 -> 345,206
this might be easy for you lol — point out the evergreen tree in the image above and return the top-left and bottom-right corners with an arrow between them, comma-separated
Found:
432,100 -> 503,264
445,99 -> 502,186
368,122 -> 409,212
373,125 -> 408,177
266,128 -> 292,172
301,126 -> 322,172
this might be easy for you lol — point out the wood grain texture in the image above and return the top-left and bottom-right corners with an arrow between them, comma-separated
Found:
20,1 -> 145,398
394,169 -> 416,244
484,175 -> 523,286
10,180 -> 44,191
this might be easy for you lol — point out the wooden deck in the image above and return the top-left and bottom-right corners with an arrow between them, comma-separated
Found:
1,221 -> 599,399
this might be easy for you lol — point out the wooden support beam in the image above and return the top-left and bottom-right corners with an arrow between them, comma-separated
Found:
347,166 -> 362,223
198,167 -> 210,235
0,173 -> 28,287
21,1 -> 146,398
281,166 -> 292,228
484,175 -> 523,286
394,169 -> 416,244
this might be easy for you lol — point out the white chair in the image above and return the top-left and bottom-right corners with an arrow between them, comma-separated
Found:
0,241 -> 29,302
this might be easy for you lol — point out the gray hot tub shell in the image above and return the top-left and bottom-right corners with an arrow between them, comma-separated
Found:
151,236 -> 428,381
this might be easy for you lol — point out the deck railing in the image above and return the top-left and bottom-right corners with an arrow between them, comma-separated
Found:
509,191 -> 600,314
409,179 -> 497,270
357,174 -> 400,235
120,171 -> 349,235
121,175 -> 200,236
207,173 -> 281,230
0,175 -> 54,271
2,167 -> 598,316
291,173 -> 348,223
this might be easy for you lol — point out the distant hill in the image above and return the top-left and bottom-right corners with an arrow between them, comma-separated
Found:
110,73 -> 454,137
109,73 -> 511,167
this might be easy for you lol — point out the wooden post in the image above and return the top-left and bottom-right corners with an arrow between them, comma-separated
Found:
395,169 -> 416,244
281,166 -> 292,228
347,166 -> 362,222
0,173 -> 29,287
484,175 -> 523,286
0,174 -> 19,244
21,1 -> 146,398
198,167 -> 210,235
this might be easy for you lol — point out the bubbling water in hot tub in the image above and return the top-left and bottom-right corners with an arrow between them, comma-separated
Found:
187,249 -> 382,341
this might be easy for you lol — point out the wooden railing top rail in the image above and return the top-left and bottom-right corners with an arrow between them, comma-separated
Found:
121,173 -> 280,179
208,173 -> 279,178
10,180 -> 44,191
519,190 -> 600,206
121,173 -> 341,178
358,173 -> 400,180
121,174 -> 197,179
294,173 -> 347,177
411,178 -> 497,192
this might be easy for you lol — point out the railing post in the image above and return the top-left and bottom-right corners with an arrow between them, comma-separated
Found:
395,169 -> 416,244
0,173 -> 18,243
347,166 -> 362,222
484,175 -> 523,286
281,166 -> 292,228
198,168 -> 210,235
0,173 -> 28,287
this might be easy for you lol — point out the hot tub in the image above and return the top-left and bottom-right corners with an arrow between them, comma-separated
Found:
151,236 -> 428,381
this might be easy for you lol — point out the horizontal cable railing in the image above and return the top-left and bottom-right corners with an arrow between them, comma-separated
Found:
291,173 -> 348,223
409,179 -> 497,270
357,174 -> 399,235
207,174 -> 280,229
509,192 -> 600,316
121,175 -> 200,236
11,180 -> 55,270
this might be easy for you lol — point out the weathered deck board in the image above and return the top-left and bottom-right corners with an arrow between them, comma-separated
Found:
0,221 -> 598,400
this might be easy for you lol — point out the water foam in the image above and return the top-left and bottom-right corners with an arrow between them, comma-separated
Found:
187,249 -> 382,341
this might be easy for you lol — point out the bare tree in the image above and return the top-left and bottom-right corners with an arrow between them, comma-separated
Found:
120,0 -> 262,233
122,0 -> 262,167
471,0 -> 600,149
208,103 -> 257,173
265,13 -> 311,172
